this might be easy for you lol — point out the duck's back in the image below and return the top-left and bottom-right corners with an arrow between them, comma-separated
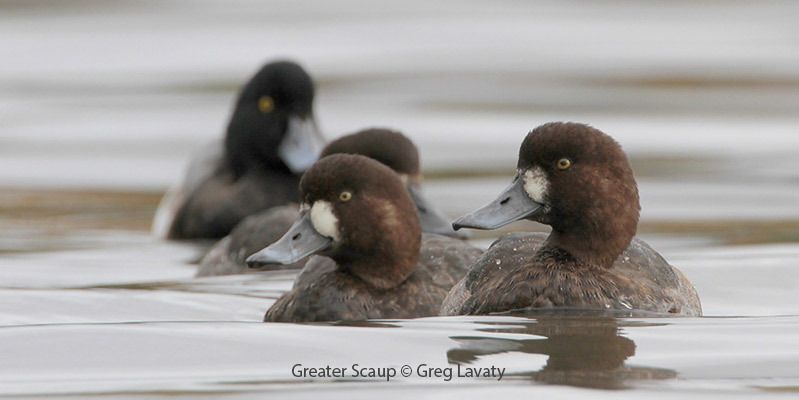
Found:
152,140 -> 224,238
441,232 -> 701,316
197,206 -> 302,276
267,234 -> 482,322
168,167 -> 300,239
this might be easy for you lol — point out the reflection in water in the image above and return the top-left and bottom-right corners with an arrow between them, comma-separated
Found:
331,320 -> 401,329
447,314 -> 676,389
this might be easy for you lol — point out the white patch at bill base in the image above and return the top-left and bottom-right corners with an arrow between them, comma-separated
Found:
310,200 -> 340,241
522,167 -> 549,204
397,174 -> 409,185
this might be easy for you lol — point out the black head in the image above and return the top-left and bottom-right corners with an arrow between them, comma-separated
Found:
225,60 -> 324,177
454,122 -> 640,267
247,154 -> 421,289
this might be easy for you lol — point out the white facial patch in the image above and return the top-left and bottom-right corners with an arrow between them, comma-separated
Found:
522,167 -> 549,204
309,200 -> 341,241
397,174 -> 409,185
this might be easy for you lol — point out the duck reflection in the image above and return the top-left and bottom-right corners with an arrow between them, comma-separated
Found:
447,313 -> 677,389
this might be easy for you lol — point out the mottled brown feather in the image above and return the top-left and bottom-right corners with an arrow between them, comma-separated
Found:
265,155 -> 481,322
442,123 -> 701,316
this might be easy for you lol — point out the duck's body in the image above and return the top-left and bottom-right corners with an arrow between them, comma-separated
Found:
269,234 -> 480,322
154,60 -> 324,240
198,128 -> 462,276
443,122 -> 701,316
196,206 -> 300,277
246,154 -> 480,322
169,168 -> 300,240
442,233 -> 701,316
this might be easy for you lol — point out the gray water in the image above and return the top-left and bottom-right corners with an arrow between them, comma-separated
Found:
2,1 -> 799,398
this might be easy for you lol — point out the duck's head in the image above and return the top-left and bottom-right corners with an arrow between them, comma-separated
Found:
246,154 -> 421,289
225,60 -> 324,176
453,122 -> 640,267
321,128 -> 463,238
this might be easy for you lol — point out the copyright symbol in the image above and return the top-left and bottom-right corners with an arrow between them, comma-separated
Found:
400,365 -> 412,377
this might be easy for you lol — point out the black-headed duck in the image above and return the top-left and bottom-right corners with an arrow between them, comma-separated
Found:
153,60 -> 324,240
196,128 -> 463,277
441,122 -> 701,316
245,154 -> 481,322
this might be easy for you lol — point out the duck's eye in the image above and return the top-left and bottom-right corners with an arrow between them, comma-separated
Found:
339,191 -> 352,202
258,96 -> 274,113
556,158 -> 572,170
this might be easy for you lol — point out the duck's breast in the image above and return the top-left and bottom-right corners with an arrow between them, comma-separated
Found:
265,257 -> 374,323
441,232 -> 544,316
441,233 -> 702,316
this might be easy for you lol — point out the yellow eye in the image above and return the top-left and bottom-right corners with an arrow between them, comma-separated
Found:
258,96 -> 274,113
557,158 -> 572,170
339,191 -> 352,202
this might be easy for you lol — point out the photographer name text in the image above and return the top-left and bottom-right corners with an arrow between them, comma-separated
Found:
292,363 -> 505,381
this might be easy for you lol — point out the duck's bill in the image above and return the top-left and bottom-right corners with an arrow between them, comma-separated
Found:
278,115 -> 325,174
452,178 -> 543,231
407,184 -> 469,238
246,212 -> 332,267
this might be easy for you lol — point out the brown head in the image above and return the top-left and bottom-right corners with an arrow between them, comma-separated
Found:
247,154 -> 421,289
320,128 -> 463,238
453,122 -> 640,268
321,128 -> 420,179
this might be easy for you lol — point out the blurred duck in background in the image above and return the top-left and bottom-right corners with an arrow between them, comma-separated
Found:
246,154 -> 481,322
442,122 -> 702,317
197,128 -> 465,277
152,60 -> 324,240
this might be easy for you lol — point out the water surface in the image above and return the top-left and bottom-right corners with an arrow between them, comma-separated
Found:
2,0 -> 799,398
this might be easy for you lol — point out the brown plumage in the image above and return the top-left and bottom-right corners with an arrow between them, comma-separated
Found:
198,127 -> 461,277
320,128 -> 420,177
196,206 -> 301,277
442,122 -> 702,316
263,154 -> 480,322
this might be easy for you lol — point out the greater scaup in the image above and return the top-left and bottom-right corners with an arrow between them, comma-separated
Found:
196,128 -> 463,277
246,154 -> 481,322
153,60 -> 324,240
441,122 -> 701,316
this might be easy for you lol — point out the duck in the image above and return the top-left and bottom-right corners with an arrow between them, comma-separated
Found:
152,60 -> 325,240
196,127 -> 463,277
441,122 -> 702,316
245,154 -> 481,322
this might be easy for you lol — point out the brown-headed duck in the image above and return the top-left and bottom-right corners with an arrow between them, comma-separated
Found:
441,122 -> 702,316
245,154 -> 481,322
152,60 -> 325,240
196,128 -> 463,277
